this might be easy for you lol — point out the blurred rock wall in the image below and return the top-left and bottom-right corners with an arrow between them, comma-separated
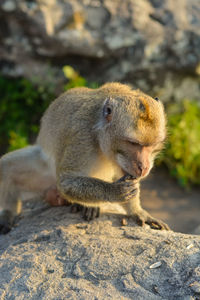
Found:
0,0 -> 200,101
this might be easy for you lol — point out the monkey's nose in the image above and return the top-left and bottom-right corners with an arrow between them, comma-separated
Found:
136,162 -> 149,177
135,163 -> 143,177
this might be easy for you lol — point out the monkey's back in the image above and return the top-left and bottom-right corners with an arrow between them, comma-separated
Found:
37,87 -> 103,168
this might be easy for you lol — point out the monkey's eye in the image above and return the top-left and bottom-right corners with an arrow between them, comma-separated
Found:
105,107 -> 112,115
103,105 -> 112,122
128,141 -> 139,147
103,97 -> 113,122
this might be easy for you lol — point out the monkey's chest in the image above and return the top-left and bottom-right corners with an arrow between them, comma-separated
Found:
89,155 -> 122,182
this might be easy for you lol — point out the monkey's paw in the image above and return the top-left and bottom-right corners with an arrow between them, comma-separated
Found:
130,210 -> 170,231
82,207 -> 100,221
114,174 -> 139,202
70,204 -> 100,221
0,210 -> 14,234
70,203 -> 83,213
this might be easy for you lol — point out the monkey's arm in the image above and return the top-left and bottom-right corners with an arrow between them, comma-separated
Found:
56,143 -> 138,207
57,173 -> 138,206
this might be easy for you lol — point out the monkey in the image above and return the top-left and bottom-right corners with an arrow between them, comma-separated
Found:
0,82 -> 170,234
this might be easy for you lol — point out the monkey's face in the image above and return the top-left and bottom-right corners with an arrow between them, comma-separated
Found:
114,140 -> 163,179
100,90 -> 166,179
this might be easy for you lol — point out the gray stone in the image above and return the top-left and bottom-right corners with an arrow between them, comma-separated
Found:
0,200 -> 200,299
190,281 -> 200,294
1,0 -> 16,12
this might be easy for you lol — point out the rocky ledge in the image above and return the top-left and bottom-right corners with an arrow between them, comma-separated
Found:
0,0 -> 200,102
0,200 -> 200,300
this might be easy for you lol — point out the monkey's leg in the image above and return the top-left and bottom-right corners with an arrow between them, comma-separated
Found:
123,189 -> 170,230
45,185 -> 99,221
0,145 -> 56,233
0,183 -> 21,234
44,185 -> 98,220
44,185 -> 69,207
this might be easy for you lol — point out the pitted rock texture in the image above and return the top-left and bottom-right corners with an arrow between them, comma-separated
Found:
0,0 -> 200,101
0,200 -> 200,300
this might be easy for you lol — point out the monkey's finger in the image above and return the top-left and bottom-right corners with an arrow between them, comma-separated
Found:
117,174 -> 135,183
116,181 -> 133,188
71,204 -> 82,213
86,208 -> 96,220
83,207 -> 99,221
123,181 -> 136,187
82,206 -> 87,217
146,218 -> 170,231
117,182 -> 138,194
82,207 -> 88,220
96,207 -> 100,218
91,207 -> 100,219
124,174 -> 135,181
158,222 -> 170,231
127,214 -> 145,227
83,207 -> 91,221
134,215 -> 145,227
123,188 -> 138,200
77,204 -> 83,211
116,175 -> 128,183
131,214 -> 145,227
86,208 -> 92,221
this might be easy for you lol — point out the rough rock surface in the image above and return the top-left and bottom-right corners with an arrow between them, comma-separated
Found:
0,0 -> 200,101
0,200 -> 200,300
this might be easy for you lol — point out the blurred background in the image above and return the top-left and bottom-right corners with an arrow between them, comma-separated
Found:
0,0 -> 200,233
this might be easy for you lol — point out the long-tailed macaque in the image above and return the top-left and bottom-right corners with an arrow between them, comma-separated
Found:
0,83 -> 170,233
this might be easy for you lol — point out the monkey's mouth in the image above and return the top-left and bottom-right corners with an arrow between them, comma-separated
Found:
120,168 -> 136,180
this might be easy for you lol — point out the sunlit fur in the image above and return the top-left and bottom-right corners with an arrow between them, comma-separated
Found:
0,82 -> 169,233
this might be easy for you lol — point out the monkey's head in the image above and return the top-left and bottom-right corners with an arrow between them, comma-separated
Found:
97,83 -> 166,179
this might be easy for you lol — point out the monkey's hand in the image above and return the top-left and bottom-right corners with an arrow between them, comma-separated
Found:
58,173 -> 139,205
130,209 -> 170,231
113,174 -> 139,202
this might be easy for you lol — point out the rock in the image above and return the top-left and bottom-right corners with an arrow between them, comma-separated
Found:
0,0 -> 200,101
190,281 -> 200,294
1,0 -> 16,12
0,200 -> 200,299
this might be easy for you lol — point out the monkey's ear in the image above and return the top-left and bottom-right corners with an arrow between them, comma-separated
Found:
103,97 -> 112,123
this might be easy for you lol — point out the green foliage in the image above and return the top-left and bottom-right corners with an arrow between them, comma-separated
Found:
0,76 -> 55,152
160,100 -> 200,187
63,65 -> 98,90
0,66 -> 97,153
8,131 -> 29,152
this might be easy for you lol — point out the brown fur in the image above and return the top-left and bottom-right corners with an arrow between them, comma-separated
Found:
0,83 -> 169,233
